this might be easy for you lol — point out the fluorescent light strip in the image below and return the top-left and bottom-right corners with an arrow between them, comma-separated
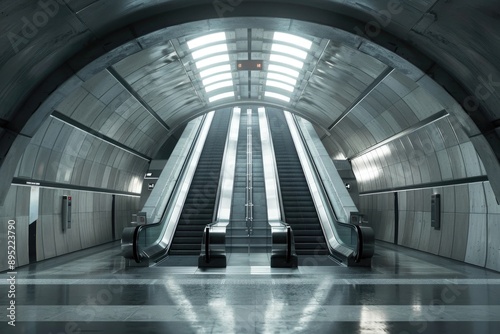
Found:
271,44 -> 308,60
205,80 -> 233,93
267,72 -> 297,86
196,54 -> 230,69
209,91 -> 235,102
265,91 -> 291,102
200,64 -> 231,78
274,32 -> 313,50
270,54 -> 304,69
268,64 -> 300,78
188,32 -> 226,50
192,44 -> 228,60
266,80 -> 295,92
202,72 -> 232,86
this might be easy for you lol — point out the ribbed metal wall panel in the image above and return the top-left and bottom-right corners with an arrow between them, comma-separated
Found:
16,117 -> 147,194
360,181 -> 500,272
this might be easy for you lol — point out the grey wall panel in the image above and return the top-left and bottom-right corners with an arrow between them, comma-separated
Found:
485,182 -> 500,214
465,213 -> 487,267
448,145 -> 467,179
399,211 -> 415,247
114,195 -> 140,239
14,216 -> 29,267
438,212 -> 455,258
486,214 -> 500,272
469,183 -> 487,214
451,213 -> 469,262
0,187 -> 16,271
443,186 -> 455,212
409,212 -> 423,249
428,220 -> 441,255
36,217 -> 44,261
460,142 -> 483,177
39,214 -> 57,260
454,185 -> 470,214
17,144 -> 39,178
14,186 -> 30,266
53,213 -> 69,256
418,212 -> 432,253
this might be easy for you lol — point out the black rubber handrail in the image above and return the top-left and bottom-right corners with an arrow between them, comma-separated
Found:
205,226 -> 210,263
286,225 -> 292,262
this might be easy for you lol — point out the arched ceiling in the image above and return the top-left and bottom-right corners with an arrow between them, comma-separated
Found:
1,0 -> 499,202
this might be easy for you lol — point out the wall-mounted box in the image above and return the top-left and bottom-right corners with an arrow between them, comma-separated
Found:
431,194 -> 440,230
62,195 -> 72,231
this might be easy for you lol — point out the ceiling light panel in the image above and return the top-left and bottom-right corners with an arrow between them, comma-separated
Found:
187,31 -> 236,104
200,64 -> 231,78
268,64 -> 300,78
273,32 -> 313,50
265,92 -> 291,102
271,44 -> 308,60
188,32 -> 226,49
195,54 -> 230,69
209,91 -> 235,103
205,80 -> 234,93
192,44 -> 228,60
202,72 -> 233,86
266,80 -> 295,92
263,31 -> 313,104
267,72 -> 298,86
269,54 -> 304,69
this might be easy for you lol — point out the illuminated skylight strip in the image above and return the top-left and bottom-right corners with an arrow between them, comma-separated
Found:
266,80 -> 295,92
265,92 -> 291,102
274,32 -> 313,50
271,44 -> 308,60
205,80 -> 233,93
192,44 -> 228,60
270,54 -> 304,69
267,73 -> 297,86
268,64 -> 300,78
200,64 -> 231,78
209,91 -> 235,103
188,32 -> 226,50
202,72 -> 232,86
196,54 -> 230,69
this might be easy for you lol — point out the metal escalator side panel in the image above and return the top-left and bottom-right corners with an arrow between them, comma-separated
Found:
143,116 -> 205,226
268,108 -> 329,256
122,115 -> 208,261
258,107 -> 282,224
169,109 -> 232,255
214,107 -> 241,224
143,111 -> 216,259
283,111 -> 354,259
295,116 -> 358,225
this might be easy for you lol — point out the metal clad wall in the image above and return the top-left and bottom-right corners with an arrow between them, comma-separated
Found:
0,185 -> 139,271
0,186 -> 30,271
360,181 -> 500,272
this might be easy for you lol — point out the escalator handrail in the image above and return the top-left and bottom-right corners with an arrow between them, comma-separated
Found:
290,114 -> 363,260
265,111 -> 287,224
131,113 -> 208,263
210,109 -> 234,226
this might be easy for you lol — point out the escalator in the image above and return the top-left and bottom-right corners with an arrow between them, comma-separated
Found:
169,110 -> 232,255
268,110 -> 329,256
227,109 -> 269,253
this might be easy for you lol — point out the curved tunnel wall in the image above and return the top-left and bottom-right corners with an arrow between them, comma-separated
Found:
0,1 -> 499,271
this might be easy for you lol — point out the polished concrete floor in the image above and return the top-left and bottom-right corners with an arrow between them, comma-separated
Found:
2,241 -> 500,333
